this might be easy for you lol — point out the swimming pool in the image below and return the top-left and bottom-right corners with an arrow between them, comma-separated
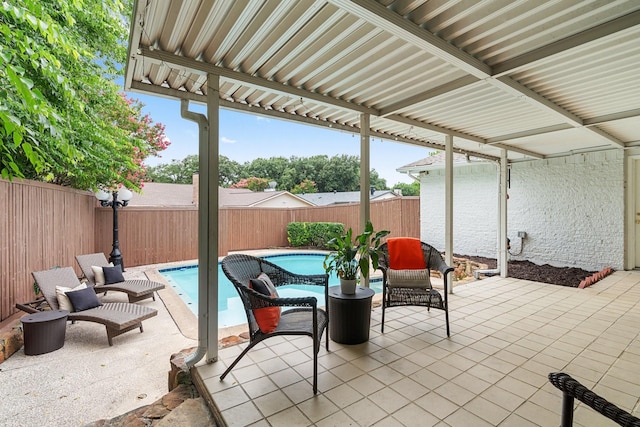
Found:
159,253 -> 382,327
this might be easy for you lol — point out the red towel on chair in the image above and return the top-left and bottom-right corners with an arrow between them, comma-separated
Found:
387,237 -> 426,270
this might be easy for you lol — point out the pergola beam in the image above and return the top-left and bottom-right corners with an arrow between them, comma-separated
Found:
486,124 -> 574,144
584,108 -> 640,126
138,47 -> 380,116
379,76 -> 478,117
130,80 -> 500,160
329,0 -> 492,78
492,10 -> 640,76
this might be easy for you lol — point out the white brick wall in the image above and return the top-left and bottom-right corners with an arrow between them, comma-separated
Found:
420,151 -> 624,271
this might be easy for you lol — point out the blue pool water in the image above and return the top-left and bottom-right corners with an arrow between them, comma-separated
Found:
159,253 -> 382,327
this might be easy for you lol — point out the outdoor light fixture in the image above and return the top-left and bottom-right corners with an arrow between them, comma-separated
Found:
95,187 -> 133,270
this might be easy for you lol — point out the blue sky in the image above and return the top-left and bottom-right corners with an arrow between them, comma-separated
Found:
131,93 -> 433,185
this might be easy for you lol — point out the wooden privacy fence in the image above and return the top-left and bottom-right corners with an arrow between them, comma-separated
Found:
2,178 -> 419,322
99,197 -> 420,265
1,179 -> 97,322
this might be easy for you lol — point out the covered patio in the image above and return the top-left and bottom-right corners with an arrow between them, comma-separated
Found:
122,1 -> 640,424
195,271 -> 640,426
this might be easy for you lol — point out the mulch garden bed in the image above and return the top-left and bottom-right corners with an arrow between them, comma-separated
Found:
458,255 -> 605,288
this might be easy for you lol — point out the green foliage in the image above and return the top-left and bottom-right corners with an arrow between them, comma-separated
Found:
242,156 -> 288,185
0,0 -> 168,190
323,221 -> 390,280
231,176 -> 269,192
219,155 -> 241,187
148,155 -> 242,186
147,154 -> 199,184
392,181 -> 420,196
291,178 -> 317,194
286,222 -> 311,247
309,222 -> 342,248
287,222 -> 343,248
154,153 -> 390,192
369,169 -> 388,192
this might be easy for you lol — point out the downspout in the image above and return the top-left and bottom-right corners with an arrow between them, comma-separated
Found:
180,98 -> 209,366
474,151 -> 508,279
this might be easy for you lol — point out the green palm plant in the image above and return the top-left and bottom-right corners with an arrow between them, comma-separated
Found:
323,221 -> 390,281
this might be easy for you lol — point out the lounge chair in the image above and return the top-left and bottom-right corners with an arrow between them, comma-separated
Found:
220,253 -> 329,394
378,238 -> 454,336
75,253 -> 164,303
24,267 -> 157,346
548,372 -> 640,426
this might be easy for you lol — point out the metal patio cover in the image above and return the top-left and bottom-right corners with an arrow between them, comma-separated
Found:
124,1 -> 640,162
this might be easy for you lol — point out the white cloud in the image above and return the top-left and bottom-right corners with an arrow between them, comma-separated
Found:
221,136 -> 237,144
256,116 -> 270,122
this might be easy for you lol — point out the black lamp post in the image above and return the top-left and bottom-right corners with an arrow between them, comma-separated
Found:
95,188 -> 133,271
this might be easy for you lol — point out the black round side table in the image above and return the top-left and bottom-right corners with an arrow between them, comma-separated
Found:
328,285 -> 375,344
21,310 -> 69,355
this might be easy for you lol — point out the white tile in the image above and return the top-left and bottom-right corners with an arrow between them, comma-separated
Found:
296,395 -> 340,423
323,383 -> 364,409
390,403 -> 440,427
266,406 -> 311,427
201,274 -> 640,427
342,397 -> 388,426
348,374 -> 385,396
253,389 -> 295,418
444,408 -> 494,427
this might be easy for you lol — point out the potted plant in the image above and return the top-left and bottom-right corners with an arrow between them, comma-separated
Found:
323,221 -> 390,294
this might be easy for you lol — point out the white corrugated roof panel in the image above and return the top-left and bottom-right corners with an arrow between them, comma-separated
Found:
124,0 -> 640,162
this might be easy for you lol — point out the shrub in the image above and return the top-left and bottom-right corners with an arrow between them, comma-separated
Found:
287,222 -> 311,247
287,222 -> 344,249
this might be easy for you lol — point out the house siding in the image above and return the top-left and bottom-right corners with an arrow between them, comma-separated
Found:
420,151 -> 624,271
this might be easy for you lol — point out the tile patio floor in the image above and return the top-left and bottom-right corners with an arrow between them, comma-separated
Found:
194,271 -> 640,426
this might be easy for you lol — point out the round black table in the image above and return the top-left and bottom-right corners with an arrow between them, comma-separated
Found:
21,310 -> 69,355
328,285 -> 375,344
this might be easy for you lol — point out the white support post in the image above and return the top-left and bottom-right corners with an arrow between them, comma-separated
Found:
206,74 -> 220,362
445,135 -> 454,293
360,113 -> 371,287
499,149 -> 508,278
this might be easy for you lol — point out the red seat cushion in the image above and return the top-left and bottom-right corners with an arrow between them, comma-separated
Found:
249,274 -> 281,333
387,237 -> 426,270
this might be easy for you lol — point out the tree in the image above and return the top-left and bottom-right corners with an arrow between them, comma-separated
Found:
0,0 -> 168,190
149,153 -> 391,192
243,156 -> 288,186
368,169 -> 388,192
392,181 -> 420,196
291,179 -> 317,194
147,154 -> 198,184
219,155 -> 241,187
231,177 -> 269,192
315,154 -> 360,192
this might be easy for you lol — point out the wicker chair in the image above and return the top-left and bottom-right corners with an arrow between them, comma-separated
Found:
220,253 -> 329,394
548,372 -> 640,426
378,240 -> 454,336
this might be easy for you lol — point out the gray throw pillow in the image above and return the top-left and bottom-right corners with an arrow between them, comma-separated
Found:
66,286 -> 102,312
103,265 -> 125,284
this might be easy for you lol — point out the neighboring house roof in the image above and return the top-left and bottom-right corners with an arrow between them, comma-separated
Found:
397,152 -> 490,174
127,183 -> 195,206
298,190 -> 399,206
127,183 -> 314,208
219,187 -> 314,208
